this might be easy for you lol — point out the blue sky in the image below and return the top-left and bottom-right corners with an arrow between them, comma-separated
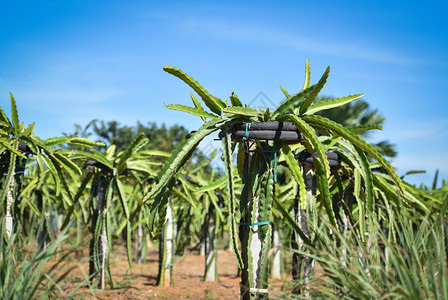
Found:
1,0 -> 447,186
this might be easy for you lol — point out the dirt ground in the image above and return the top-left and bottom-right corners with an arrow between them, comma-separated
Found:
65,245 -> 292,299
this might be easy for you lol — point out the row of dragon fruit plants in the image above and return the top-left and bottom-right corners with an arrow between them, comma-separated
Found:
1,61 -> 445,299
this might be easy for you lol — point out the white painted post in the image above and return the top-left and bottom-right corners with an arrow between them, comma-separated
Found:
5,176 -> 15,239
164,199 -> 174,286
204,205 -> 217,282
97,179 -> 108,290
158,197 -> 174,287
271,225 -> 281,279
292,164 -> 314,296
249,196 -> 269,295
99,224 -> 108,289
240,142 -> 272,300
136,221 -> 144,264
200,227 -> 206,256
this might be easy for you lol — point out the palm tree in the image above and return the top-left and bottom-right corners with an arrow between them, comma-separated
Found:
316,96 -> 397,159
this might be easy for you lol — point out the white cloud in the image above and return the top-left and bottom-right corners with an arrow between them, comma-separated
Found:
393,152 -> 448,186
18,87 -> 120,107
385,119 -> 448,185
179,19 -> 411,65
385,119 -> 448,141
364,118 -> 448,186
394,152 -> 448,173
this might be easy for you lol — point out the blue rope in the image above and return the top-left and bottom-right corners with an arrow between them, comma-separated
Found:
240,221 -> 270,226
162,263 -> 173,267
242,123 -> 251,150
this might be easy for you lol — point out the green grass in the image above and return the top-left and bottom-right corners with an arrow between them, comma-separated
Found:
274,200 -> 448,299
0,219 -> 96,299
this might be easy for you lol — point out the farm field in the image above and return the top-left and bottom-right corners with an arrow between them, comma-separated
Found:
64,247 -> 288,299
2,2 -> 448,299
1,63 -> 447,299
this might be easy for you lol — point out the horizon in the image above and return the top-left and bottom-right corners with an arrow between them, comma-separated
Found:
1,0 -> 447,186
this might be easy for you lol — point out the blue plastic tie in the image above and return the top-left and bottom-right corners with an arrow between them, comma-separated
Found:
305,186 -> 317,190
240,221 -> 270,226
162,263 -> 173,267
242,123 -> 251,150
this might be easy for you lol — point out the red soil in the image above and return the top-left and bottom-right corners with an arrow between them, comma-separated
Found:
65,246 -> 290,299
